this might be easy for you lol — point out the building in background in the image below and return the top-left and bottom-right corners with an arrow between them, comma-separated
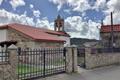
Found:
100,24 -> 120,48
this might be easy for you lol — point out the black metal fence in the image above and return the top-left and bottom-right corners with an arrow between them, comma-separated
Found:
17,48 -> 66,80
77,48 -> 85,68
77,48 -> 85,57
0,50 -> 9,65
91,47 -> 120,54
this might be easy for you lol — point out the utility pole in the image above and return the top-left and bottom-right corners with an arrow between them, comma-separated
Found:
110,12 -> 114,48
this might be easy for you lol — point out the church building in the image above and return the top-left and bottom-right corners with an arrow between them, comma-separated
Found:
0,15 -> 70,48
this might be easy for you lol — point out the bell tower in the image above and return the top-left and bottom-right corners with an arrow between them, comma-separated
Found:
54,15 -> 64,32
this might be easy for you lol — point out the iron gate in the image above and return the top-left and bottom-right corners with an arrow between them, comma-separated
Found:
77,48 -> 85,68
17,48 -> 66,80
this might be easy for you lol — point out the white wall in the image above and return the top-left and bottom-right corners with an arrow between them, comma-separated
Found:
59,36 -> 70,47
0,29 -> 7,42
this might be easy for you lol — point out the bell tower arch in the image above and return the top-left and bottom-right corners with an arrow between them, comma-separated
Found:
54,15 -> 64,32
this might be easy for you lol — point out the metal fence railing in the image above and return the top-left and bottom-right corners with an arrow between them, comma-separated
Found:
77,48 -> 85,68
0,50 -> 9,65
91,47 -> 120,54
17,48 -> 66,80
77,48 -> 85,57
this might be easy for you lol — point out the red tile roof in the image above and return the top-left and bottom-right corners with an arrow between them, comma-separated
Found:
36,27 -> 70,37
0,23 -> 69,42
100,24 -> 120,33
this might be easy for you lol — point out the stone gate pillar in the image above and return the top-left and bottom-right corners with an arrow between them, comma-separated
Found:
0,44 -> 18,80
66,47 -> 78,73
85,47 -> 92,69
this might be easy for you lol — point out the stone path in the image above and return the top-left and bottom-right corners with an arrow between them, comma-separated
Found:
36,65 -> 120,80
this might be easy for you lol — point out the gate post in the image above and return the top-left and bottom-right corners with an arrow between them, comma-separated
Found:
85,47 -> 92,69
66,46 -> 78,73
7,44 -> 18,80
72,47 -> 78,72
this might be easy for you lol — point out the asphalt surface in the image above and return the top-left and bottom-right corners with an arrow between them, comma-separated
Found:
36,65 -> 120,80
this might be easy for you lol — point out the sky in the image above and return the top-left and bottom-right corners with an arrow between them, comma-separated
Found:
0,0 -> 120,40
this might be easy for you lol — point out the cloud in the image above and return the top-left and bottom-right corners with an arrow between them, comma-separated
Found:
63,9 -> 71,14
106,0 -> 120,13
65,16 -> 83,32
93,0 -> 107,11
49,0 -> 111,14
35,18 -> 53,30
49,0 -> 91,12
0,0 -> 3,5
10,0 -> 25,10
30,4 -> 34,9
0,9 -> 53,30
102,0 -> 120,25
0,9 -> 35,25
64,16 -> 100,39
68,0 -> 91,12
29,4 -> 41,18
49,0 -> 67,11
33,10 -> 41,18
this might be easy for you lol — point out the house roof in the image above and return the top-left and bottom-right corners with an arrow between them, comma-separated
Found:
0,23 -> 70,42
38,28 -> 70,37
100,24 -> 120,33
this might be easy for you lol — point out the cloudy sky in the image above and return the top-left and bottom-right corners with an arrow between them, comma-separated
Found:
0,0 -> 120,39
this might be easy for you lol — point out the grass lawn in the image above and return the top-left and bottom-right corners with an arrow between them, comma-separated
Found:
17,59 -> 65,76
17,64 -> 43,74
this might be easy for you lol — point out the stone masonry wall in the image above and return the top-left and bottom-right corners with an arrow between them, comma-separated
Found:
85,48 -> 120,69
35,41 -> 64,48
0,48 -> 18,80
8,28 -> 35,48
7,29 -> 64,48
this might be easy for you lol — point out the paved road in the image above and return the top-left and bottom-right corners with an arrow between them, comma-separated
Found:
36,65 -> 120,80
